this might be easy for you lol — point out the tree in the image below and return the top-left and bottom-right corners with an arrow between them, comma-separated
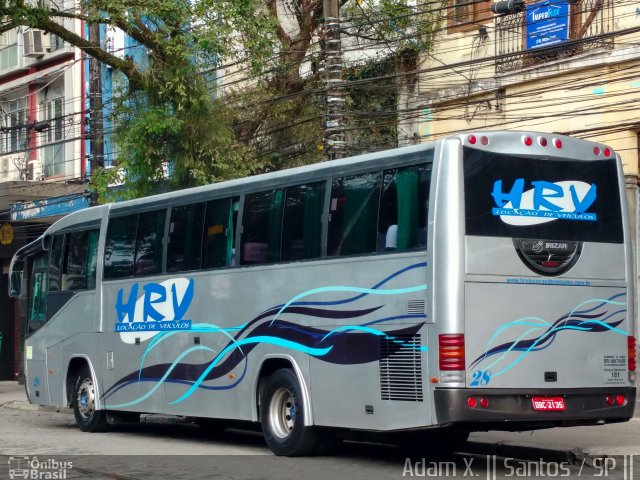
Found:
0,0 -> 279,201
0,0 -> 444,199
225,0 -> 445,169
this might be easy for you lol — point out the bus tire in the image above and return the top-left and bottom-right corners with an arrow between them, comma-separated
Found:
73,366 -> 107,432
260,368 -> 319,456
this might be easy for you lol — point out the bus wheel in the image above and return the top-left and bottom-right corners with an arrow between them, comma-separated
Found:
260,369 -> 319,456
73,366 -> 107,432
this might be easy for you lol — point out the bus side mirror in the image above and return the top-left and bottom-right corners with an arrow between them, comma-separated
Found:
9,260 -> 24,297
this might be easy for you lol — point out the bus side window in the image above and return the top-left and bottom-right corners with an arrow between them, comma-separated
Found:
202,197 -> 238,269
134,210 -> 166,276
63,230 -> 100,290
378,164 -> 431,252
281,182 -> 325,261
86,230 -> 99,289
328,172 -> 382,257
241,190 -> 284,265
104,215 -> 138,279
48,234 -> 65,292
28,252 -> 48,330
168,203 -> 205,272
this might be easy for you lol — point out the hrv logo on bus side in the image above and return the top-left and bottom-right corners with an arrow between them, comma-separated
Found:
491,179 -> 597,226
114,277 -> 194,343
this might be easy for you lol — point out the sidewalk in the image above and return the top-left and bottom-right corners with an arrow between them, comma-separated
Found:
2,380 -> 639,460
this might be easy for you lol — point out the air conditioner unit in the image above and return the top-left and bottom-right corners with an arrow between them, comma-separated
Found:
23,29 -> 49,57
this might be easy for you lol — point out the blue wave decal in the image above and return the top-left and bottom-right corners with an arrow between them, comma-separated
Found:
470,294 -> 628,379
106,345 -> 217,409
102,263 -> 428,405
263,262 -> 428,313
269,284 -> 427,327
169,337 -> 333,405
138,322 -> 247,379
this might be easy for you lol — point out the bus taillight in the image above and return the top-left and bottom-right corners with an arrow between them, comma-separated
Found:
628,336 -> 636,371
439,334 -> 465,370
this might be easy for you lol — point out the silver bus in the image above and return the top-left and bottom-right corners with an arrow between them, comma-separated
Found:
9,131 -> 636,456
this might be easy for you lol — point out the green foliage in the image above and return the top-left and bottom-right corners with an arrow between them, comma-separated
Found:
0,0 -> 279,203
343,55 -> 400,154
227,79 -> 324,173
342,0 -> 446,54
0,0 -> 445,203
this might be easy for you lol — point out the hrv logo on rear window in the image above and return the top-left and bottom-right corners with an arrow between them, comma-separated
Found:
491,179 -> 597,226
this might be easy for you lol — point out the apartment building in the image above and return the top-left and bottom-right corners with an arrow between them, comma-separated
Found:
418,0 -> 640,311
0,7 -> 87,380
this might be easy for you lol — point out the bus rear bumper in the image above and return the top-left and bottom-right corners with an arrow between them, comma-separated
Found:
434,387 -> 636,428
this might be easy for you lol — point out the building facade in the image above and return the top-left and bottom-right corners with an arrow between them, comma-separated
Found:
418,0 -> 640,318
0,1 -> 87,380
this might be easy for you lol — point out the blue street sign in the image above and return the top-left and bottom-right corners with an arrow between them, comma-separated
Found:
526,1 -> 570,50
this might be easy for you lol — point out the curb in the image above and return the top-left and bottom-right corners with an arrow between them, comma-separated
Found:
464,440 -> 582,464
1,400 -> 72,414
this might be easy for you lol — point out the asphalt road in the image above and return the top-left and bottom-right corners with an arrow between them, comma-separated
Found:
0,404 -> 638,480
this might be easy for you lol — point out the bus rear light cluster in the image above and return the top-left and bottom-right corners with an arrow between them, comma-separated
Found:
628,336 -> 637,371
593,146 -> 613,157
467,135 -> 489,146
467,396 -> 490,409
522,135 -> 564,149
605,394 -> 627,406
439,334 -> 465,371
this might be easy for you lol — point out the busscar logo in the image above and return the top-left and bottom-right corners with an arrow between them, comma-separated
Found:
8,456 -> 73,480
492,179 -> 597,226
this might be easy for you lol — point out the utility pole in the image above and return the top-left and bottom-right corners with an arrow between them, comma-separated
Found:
323,0 -> 345,160
88,21 -> 104,200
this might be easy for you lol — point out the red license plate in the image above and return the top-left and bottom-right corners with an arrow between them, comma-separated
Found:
531,397 -> 566,411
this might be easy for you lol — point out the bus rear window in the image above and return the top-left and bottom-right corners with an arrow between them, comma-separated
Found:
463,148 -> 623,243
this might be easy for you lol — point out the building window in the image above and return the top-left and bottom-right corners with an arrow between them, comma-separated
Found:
43,96 -> 64,177
447,0 -> 492,33
49,34 -> 64,52
0,30 -> 19,72
0,98 -> 27,155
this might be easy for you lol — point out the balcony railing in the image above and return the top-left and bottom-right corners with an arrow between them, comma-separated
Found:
495,0 -> 614,74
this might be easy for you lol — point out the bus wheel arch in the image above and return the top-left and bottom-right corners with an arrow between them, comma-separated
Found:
258,367 -> 320,456
255,357 -> 312,424
68,359 -> 107,432
66,357 -> 90,406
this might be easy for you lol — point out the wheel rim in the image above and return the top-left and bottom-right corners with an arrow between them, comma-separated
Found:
76,378 -> 96,420
268,387 -> 297,439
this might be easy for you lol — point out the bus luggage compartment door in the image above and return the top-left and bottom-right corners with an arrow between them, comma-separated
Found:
464,282 -> 630,390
